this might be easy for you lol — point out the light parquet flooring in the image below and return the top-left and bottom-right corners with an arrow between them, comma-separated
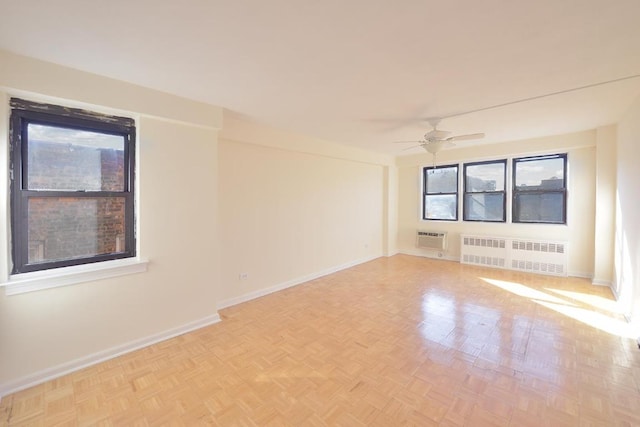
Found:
2,255 -> 640,426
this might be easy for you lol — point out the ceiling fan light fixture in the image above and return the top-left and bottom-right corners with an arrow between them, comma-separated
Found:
423,140 -> 452,154
393,120 -> 484,160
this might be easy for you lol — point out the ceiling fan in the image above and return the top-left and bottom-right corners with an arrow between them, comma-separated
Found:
394,119 -> 484,165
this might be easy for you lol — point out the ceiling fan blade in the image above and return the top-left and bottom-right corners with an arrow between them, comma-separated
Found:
447,133 -> 485,141
392,140 -> 425,144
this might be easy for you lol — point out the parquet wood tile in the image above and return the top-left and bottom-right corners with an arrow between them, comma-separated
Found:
2,255 -> 640,426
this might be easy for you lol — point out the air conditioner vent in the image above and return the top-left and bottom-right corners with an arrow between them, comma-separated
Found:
416,231 -> 447,251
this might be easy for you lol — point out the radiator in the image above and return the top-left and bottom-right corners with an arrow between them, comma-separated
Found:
461,236 -> 508,269
461,234 -> 568,276
416,231 -> 447,251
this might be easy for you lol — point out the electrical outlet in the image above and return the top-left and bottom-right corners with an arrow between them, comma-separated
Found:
239,272 -> 248,280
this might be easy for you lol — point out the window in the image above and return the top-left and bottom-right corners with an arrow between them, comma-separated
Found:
463,160 -> 506,222
9,98 -> 136,274
513,154 -> 567,224
422,164 -> 458,220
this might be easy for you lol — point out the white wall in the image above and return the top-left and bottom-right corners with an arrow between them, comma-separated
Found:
0,51 -> 222,394
217,114 -> 394,306
615,96 -> 640,330
593,125 -> 617,285
0,51 -> 396,396
383,165 -> 399,256
396,130 -> 597,277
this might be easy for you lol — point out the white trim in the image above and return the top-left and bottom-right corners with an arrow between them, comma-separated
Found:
398,249 -> 459,262
609,283 -> 620,301
568,271 -> 593,280
0,313 -> 221,399
602,284 -> 630,323
217,255 -> 379,310
578,280 -> 635,324
591,278 -> 613,287
2,258 -> 149,296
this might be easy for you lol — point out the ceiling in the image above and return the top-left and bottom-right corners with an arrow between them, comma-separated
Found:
1,0 -> 640,155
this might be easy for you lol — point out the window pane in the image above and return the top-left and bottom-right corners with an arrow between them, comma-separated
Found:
515,157 -> 565,190
514,193 -> 564,223
465,163 -> 505,191
426,166 -> 457,193
27,197 -> 126,264
27,123 -> 125,191
464,193 -> 504,221
425,195 -> 457,220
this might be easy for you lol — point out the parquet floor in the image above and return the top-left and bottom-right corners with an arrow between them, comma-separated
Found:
2,255 -> 640,426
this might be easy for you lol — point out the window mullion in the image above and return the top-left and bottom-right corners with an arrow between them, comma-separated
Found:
512,153 -> 567,224
21,190 -> 128,198
10,98 -> 137,274
423,164 -> 459,221
463,160 -> 507,222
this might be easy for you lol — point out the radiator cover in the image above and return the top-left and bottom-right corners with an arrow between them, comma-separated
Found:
461,234 -> 568,276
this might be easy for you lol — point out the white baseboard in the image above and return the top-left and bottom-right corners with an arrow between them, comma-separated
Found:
604,284 -> 634,323
0,313 -> 221,400
217,255 -> 379,310
398,249 -> 459,262
608,284 -> 620,301
591,278 -> 613,287
568,271 -> 592,279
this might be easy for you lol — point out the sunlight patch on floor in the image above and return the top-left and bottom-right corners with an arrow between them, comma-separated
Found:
479,277 -> 633,339
479,278 -> 573,305
534,300 -> 635,338
545,288 -> 622,314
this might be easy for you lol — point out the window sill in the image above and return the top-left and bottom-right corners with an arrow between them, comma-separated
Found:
1,258 -> 149,296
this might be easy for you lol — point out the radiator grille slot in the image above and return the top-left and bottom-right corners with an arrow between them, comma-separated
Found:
462,235 -> 568,277
463,254 -> 506,268
464,237 -> 505,249
512,240 -> 565,254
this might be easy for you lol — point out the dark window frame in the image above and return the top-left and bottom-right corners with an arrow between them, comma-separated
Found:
9,98 -> 136,274
512,153 -> 567,224
422,164 -> 459,221
463,159 -> 507,222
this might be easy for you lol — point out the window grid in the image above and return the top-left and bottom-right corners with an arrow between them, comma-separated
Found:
9,99 -> 136,274
422,164 -> 459,221
463,159 -> 507,222
512,153 -> 567,224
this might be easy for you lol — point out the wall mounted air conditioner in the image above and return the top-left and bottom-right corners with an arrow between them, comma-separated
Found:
416,231 -> 447,251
